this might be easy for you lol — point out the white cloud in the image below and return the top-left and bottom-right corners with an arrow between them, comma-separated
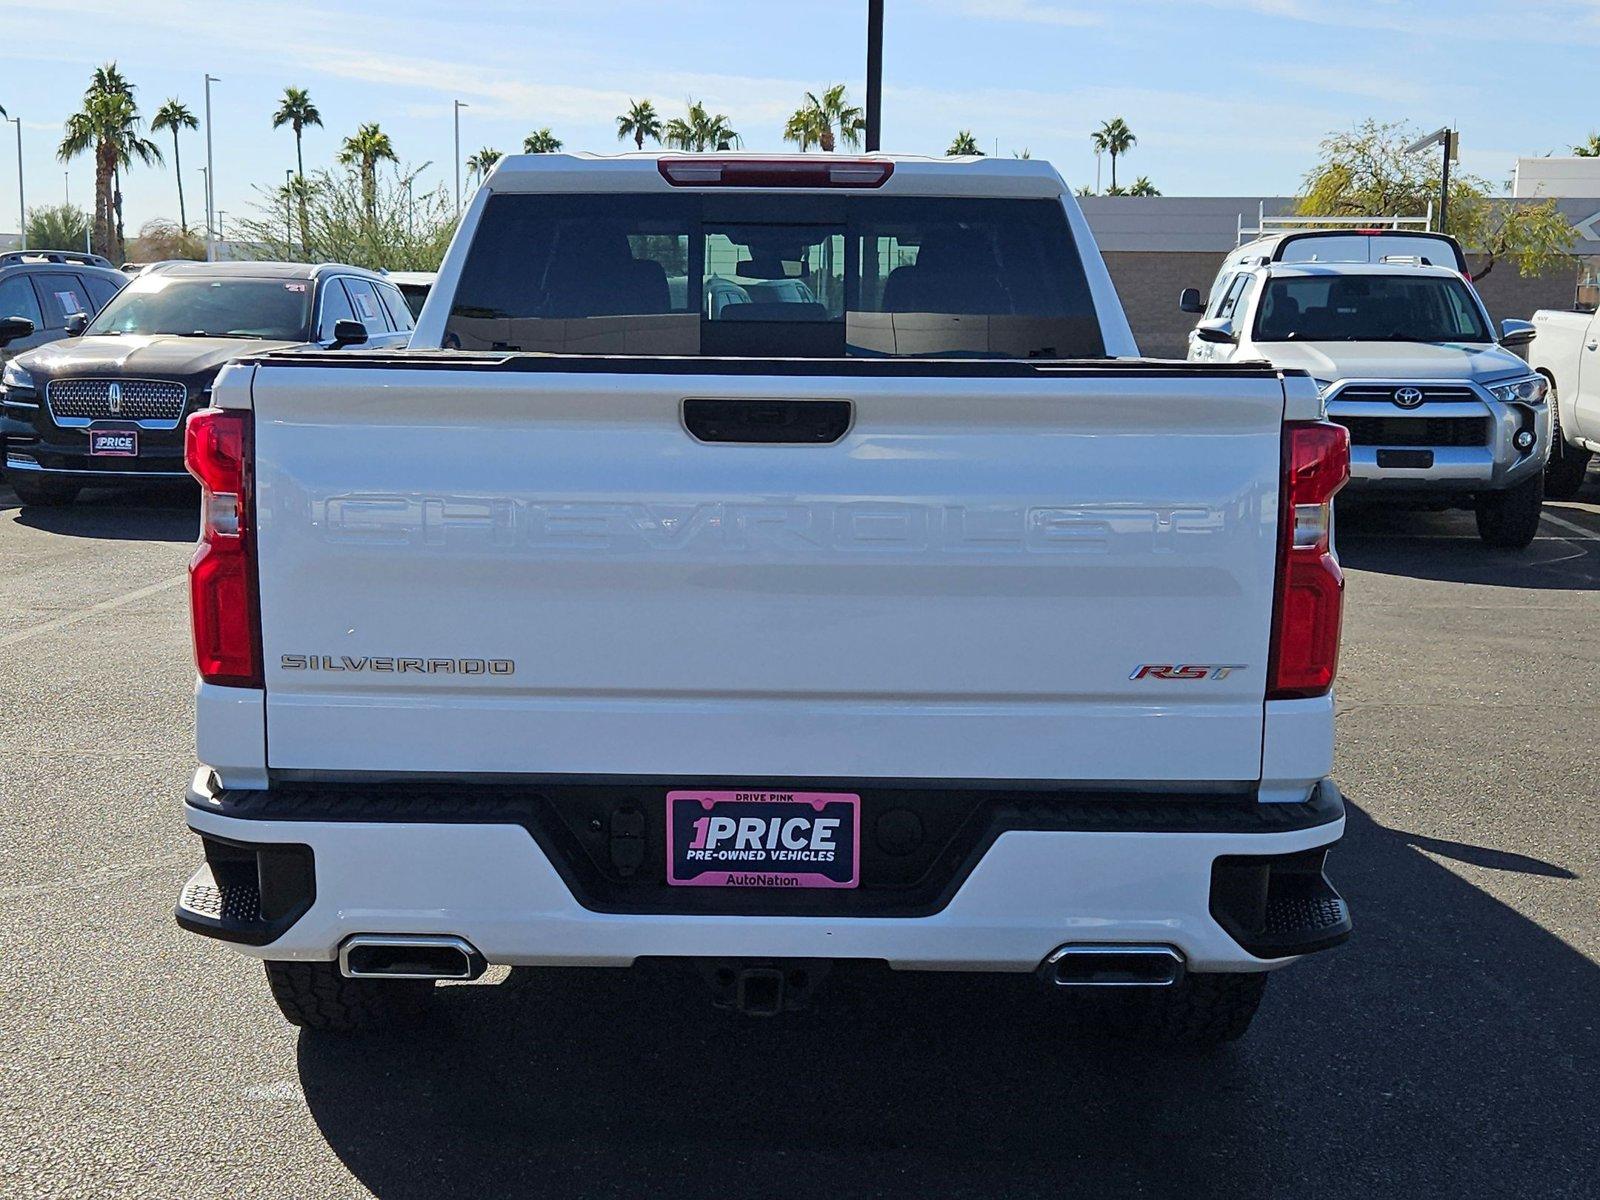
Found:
945,0 -> 1103,26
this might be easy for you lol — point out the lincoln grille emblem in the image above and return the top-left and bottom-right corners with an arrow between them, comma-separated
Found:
106,381 -> 123,414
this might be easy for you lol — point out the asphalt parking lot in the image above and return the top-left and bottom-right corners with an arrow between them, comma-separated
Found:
2,475 -> 1597,1200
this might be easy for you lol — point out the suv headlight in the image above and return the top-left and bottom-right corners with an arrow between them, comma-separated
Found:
1,358 -> 34,391
1487,375 -> 1548,405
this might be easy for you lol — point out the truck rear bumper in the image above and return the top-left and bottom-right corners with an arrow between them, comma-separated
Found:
177,771 -> 1348,974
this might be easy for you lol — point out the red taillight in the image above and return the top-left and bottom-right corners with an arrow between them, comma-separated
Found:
657,157 -> 894,188
185,407 -> 261,688
1268,421 -> 1350,700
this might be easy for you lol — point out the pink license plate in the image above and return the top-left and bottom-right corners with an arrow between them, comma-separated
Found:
88,428 -> 138,456
666,790 -> 860,889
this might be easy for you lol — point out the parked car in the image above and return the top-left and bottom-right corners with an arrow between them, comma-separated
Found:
1528,307 -> 1600,497
1184,259 -> 1550,548
174,153 -> 1351,1046
1,260 -> 415,507
0,250 -> 127,365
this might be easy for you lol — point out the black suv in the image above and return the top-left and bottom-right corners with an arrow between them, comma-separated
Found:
1,260 -> 414,506
0,250 -> 127,364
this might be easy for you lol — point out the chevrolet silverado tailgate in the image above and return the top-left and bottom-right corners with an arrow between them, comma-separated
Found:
247,358 -> 1287,783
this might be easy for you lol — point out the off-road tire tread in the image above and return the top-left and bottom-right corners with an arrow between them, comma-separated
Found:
1544,400 -> 1591,500
264,960 -> 432,1032
1093,971 -> 1269,1047
1475,472 -> 1545,549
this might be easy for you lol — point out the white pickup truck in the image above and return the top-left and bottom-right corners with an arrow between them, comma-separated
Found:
1529,307 -> 1600,497
175,153 -> 1351,1046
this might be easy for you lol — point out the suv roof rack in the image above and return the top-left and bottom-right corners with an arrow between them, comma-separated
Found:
0,249 -> 116,269
1236,202 -> 1434,247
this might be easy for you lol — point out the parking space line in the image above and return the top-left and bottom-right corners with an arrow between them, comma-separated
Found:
0,574 -> 187,649
1539,512 -> 1600,541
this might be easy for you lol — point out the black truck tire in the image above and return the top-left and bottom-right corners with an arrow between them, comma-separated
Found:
264,960 -> 434,1032
1475,472 -> 1545,549
1544,396 -> 1592,500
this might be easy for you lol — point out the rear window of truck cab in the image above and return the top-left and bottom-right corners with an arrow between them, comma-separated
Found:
444,193 -> 1105,359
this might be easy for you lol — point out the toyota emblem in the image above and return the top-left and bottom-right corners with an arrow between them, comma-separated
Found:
1393,386 -> 1424,409
107,381 -> 123,414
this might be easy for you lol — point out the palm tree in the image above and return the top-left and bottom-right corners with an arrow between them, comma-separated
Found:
338,123 -> 397,218
1575,134 -> 1600,157
83,64 -> 155,259
1128,176 -> 1161,197
946,130 -> 983,156
466,146 -> 502,180
522,128 -> 563,153
784,85 -> 864,153
151,98 -> 197,231
1091,118 -> 1136,191
616,99 -> 662,151
58,66 -> 160,262
664,101 -> 740,152
272,87 -> 323,245
783,104 -> 829,152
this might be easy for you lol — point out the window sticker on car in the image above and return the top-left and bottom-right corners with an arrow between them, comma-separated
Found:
54,290 -> 83,315
354,292 -> 379,320
284,282 -> 307,292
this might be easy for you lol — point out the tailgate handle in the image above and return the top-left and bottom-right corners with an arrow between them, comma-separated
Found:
683,398 -> 851,444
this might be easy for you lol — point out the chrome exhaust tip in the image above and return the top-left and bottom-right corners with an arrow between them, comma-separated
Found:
339,935 -> 485,981
1043,944 -> 1185,988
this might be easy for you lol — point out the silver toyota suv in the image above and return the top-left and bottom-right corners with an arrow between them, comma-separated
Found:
1183,258 -> 1549,548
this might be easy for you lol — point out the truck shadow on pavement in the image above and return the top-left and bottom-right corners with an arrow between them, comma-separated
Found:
3,483 -> 197,542
295,801 -> 1596,1200
1337,502 -> 1600,590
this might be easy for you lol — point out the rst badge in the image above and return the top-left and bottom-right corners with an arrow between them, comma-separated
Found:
666,791 -> 860,889
1130,664 -> 1247,681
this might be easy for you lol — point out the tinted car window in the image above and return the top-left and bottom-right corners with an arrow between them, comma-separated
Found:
86,275 -> 313,339
317,278 -> 356,340
1254,274 -> 1491,343
377,283 -> 415,331
0,274 -> 45,327
341,277 -> 391,333
82,273 -> 124,310
1221,276 -> 1256,328
446,193 -> 1104,359
37,274 -> 91,328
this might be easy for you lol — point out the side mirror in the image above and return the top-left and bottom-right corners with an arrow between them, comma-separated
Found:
0,315 -> 35,348
1179,287 -> 1205,315
64,311 -> 89,337
1194,319 -> 1237,345
1500,318 -> 1536,348
330,319 -> 368,349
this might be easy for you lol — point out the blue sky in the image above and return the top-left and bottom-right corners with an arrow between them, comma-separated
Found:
2,0 -> 1598,235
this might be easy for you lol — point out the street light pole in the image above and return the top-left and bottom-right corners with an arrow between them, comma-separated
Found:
865,0 -> 884,152
8,116 -> 24,251
1405,126 -> 1456,236
204,73 -> 220,259
453,100 -> 468,215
